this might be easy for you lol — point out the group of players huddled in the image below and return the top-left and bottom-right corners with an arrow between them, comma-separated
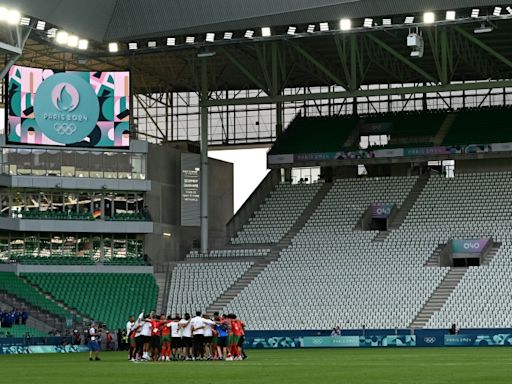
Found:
125,310 -> 246,362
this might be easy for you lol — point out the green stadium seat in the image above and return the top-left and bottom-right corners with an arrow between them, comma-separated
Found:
22,273 -> 158,330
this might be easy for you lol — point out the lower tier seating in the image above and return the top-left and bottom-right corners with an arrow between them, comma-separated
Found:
0,325 -> 47,338
0,272 -> 70,319
167,262 -> 253,315
23,273 -> 158,329
171,172 -> 512,330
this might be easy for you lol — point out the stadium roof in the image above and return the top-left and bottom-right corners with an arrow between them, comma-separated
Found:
5,1 -> 512,96
3,0 -> 505,42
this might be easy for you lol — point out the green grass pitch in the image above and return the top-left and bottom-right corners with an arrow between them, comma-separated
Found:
1,348 -> 511,383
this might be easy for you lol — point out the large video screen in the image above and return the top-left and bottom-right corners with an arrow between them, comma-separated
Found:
6,65 -> 130,148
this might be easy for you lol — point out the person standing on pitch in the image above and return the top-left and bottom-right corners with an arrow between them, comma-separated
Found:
190,311 -> 206,359
88,322 -> 101,361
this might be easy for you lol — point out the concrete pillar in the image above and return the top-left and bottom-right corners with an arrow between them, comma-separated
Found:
276,101 -> 283,137
200,58 -> 209,255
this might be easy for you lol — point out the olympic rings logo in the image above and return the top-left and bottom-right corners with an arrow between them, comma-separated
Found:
54,123 -> 77,136
424,337 -> 436,344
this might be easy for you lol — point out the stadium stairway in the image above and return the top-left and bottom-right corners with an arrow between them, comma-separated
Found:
432,113 -> 458,146
373,173 -> 430,242
206,182 -> 333,314
481,243 -> 501,266
18,276 -> 92,325
424,244 -> 445,267
0,292 -> 65,332
409,267 -> 468,329
155,271 -> 170,313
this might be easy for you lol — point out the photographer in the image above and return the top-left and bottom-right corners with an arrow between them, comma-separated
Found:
88,322 -> 101,361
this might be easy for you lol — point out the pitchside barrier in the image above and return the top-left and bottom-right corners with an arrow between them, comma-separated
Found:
242,329 -> 512,349
2,329 -> 512,354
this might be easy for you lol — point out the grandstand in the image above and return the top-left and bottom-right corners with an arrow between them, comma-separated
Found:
2,0 -> 512,350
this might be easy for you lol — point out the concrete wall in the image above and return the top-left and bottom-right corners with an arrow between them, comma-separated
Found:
0,217 -> 153,233
226,169 -> 279,240
0,264 -> 153,274
456,159 -> 512,174
145,143 -> 233,264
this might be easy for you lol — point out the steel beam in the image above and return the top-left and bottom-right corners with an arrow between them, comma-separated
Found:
366,34 -> 438,84
454,26 -> 512,69
290,42 -> 346,87
219,47 -> 268,94
202,80 -> 512,107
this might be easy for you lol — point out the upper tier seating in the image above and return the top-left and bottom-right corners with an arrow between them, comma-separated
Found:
269,115 -> 358,155
167,261 -> 253,315
231,182 -> 323,244
23,273 -> 158,329
21,210 -> 93,220
270,107 -> 512,156
187,249 -> 270,259
11,255 -> 96,265
442,106 -> 512,146
361,109 -> 447,139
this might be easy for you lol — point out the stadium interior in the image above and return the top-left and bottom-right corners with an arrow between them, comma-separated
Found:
1,0 -> 512,349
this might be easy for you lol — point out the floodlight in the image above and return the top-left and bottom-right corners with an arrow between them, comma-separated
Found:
223,32 -> 233,40
148,41 -> 157,48
382,18 -> 392,26
108,42 -> 119,52
197,47 -> 216,58
0,7 -> 7,21
404,16 -> 414,24
307,24 -> 315,33
20,17 -> 30,26
56,31 -> 69,44
339,19 -> 351,31
363,18 -> 373,27
205,33 -> 215,42
493,6 -> 502,16
423,12 -> 435,24
67,35 -> 79,47
474,23 -> 493,34
445,11 -> 456,20
244,30 -> 254,38
47,28 -> 57,38
287,26 -> 296,35
185,36 -> 195,44
78,39 -> 88,50
36,20 -> 46,30
167,37 -> 176,46
261,27 -> 271,37
128,42 -> 138,50
507,6 -> 512,15
319,22 -> 329,31
471,9 -> 480,18
7,9 -> 21,25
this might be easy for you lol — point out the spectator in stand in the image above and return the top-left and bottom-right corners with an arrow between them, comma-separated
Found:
21,310 -> 28,325
16,309 -> 22,325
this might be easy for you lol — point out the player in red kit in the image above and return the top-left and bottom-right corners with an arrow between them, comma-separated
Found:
161,315 -> 172,361
150,314 -> 163,361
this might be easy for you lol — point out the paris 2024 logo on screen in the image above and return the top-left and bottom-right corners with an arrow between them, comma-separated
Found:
7,65 -> 131,148
34,73 -> 100,144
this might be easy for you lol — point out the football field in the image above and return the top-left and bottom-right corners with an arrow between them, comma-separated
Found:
1,348 -> 511,383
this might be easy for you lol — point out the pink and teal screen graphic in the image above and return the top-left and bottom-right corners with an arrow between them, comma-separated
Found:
7,65 -> 130,148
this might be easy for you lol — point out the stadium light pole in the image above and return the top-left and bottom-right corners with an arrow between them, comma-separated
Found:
199,54 -> 209,255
